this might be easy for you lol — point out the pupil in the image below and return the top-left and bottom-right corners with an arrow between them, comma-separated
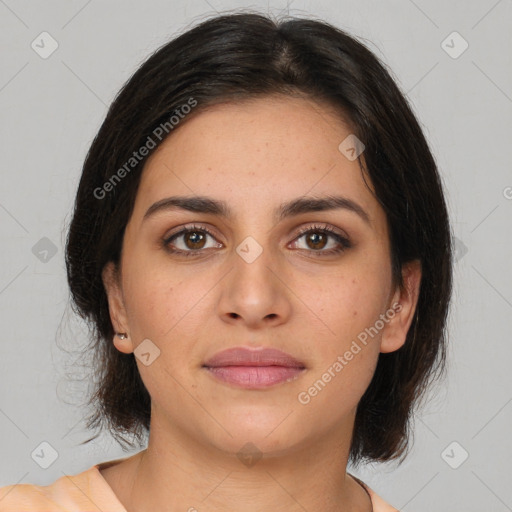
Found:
308,232 -> 326,249
187,231 -> 204,248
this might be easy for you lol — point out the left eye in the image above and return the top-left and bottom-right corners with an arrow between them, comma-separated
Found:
291,227 -> 351,254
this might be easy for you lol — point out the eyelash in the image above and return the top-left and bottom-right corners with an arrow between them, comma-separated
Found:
162,223 -> 352,258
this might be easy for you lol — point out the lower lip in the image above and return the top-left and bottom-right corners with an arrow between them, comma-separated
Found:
205,366 -> 305,389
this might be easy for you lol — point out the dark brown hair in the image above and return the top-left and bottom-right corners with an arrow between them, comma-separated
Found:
65,11 -> 453,465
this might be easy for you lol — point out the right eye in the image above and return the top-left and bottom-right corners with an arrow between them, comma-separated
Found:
163,225 -> 223,256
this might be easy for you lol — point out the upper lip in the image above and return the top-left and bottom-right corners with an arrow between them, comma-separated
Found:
203,347 -> 305,368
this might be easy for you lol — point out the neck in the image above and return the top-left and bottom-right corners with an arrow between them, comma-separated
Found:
102,412 -> 371,512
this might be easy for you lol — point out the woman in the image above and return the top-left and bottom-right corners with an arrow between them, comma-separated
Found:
0,11 -> 452,512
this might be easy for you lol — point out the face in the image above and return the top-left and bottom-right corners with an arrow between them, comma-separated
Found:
103,95 -> 420,458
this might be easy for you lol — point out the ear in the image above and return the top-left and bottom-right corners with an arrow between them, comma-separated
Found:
101,261 -> 134,354
380,259 -> 422,354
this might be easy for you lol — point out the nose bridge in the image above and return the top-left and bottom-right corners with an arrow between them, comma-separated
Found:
218,233 -> 291,326
232,236 -> 277,304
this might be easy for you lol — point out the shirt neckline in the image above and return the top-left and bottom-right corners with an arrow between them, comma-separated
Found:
91,460 -> 377,512
347,473 -> 374,512
90,460 -> 130,512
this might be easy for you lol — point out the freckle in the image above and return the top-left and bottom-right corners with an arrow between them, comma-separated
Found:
353,310 -> 357,317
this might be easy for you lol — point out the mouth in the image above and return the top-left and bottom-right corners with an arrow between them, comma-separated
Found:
202,347 -> 306,389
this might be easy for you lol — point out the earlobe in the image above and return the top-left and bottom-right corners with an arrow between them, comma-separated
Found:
113,332 -> 134,354
380,259 -> 422,354
102,261 -> 134,354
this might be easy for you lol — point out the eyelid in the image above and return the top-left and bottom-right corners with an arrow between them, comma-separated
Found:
163,223 -> 221,242
164,222 -> 348,240
293,222 -> 349,240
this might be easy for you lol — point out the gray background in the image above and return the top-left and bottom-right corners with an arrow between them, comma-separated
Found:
1,0 -> 511,510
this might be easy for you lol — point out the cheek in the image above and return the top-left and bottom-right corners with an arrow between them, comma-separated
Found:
302,267 -> 391,403
121,252 -> 186,339
121,252 -> 219,349
296,276 -> 383,413
304,269 -> 390,349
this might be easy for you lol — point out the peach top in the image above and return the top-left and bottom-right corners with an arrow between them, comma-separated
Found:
0,459 -> 398,511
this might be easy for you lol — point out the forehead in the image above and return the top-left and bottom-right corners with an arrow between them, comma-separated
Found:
131,95 -> 383,228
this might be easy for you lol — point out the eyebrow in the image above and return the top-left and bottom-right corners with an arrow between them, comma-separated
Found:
143,194 -> 371,225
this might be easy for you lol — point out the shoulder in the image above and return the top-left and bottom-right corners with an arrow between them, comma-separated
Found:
349,474 -> 400,512
0,465 -> 126,512
365,486 -> 400,512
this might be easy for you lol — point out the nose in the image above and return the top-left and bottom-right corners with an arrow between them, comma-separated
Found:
217,245 -> 292,330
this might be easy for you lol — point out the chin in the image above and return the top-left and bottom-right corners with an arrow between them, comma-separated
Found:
199,404 -> 310,457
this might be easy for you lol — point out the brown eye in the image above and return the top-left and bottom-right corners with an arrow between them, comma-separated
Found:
291,225 -> 352,256
164,225 -> 222,256
305,232 -> 328,250
184,231 -> 206,249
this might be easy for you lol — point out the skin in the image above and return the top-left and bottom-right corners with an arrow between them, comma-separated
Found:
101,94 -> 421,512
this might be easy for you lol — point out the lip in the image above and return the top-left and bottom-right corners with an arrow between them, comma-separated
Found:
203,347 -> 306,389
